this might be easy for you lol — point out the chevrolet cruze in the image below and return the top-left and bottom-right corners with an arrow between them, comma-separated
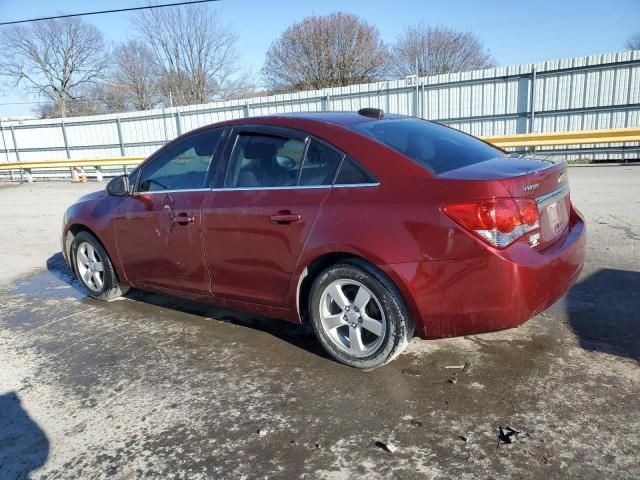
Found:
62,109 -> 586,369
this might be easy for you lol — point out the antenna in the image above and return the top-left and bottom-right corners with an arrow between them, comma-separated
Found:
357,108 -> 384,119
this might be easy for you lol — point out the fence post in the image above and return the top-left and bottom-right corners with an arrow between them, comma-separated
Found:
322,94 -> 331,111
175,111 -> 182,136
528,66 -> 538,154
0,120 -> 8,162
386,81 -> 390,114
162,108 -> 169,141
529,66 -> 537,134
61,120 -> 73,180
10,125 -> 22,182
116,118 -> 125,156
420,76 -> 425,119
244,103 -> 250,117
61,121 -> 71,159
117,118 -> 128,175
9,125 -> 19,161
0,120 -> 12,181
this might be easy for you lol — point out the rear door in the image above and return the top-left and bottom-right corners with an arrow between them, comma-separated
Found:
202,127 -> 343,306
114,128 -> 225,293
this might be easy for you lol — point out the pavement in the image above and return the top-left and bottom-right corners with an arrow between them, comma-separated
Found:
0,166 -> 639,479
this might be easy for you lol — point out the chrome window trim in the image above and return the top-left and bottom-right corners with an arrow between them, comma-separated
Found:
295,137 -> 312,185
536,185 -> 569,208
332,182 -> 380,188
209,183 -> 380,192
210,185 -> 331,192
129,182 -> 380,195
132,188 -> 212,195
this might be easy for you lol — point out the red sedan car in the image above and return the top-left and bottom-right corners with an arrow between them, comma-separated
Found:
62,110 -> 586,369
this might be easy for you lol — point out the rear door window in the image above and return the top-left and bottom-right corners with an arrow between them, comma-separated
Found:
227,133 -> 305,188
350,118 -> 504,175
299,140 -> 342,186
335,156 -> 377,185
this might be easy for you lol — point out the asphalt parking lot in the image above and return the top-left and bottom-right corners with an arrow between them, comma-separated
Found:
1,166 -> 639,479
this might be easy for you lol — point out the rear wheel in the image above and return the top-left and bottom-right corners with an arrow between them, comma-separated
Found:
71,231 -> 128,300
309,260 -> 414,369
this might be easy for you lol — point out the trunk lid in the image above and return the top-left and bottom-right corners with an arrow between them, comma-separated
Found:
441,156 -> 571,249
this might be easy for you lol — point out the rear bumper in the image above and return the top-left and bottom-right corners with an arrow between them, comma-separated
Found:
389,208 -> 586,339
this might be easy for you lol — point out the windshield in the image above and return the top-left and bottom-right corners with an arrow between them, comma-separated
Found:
350,118 -> 505,175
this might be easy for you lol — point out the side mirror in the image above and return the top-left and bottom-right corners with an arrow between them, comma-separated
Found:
106,175 -> 130,196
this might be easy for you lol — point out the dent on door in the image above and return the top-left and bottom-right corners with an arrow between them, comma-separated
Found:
115,192 -> 211,293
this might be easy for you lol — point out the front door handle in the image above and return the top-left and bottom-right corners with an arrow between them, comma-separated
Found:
172,212 -> 196,225
270,210 -> 302,224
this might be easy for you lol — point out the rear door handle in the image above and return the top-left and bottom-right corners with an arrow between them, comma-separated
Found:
270,211 -> 302,224
172,212 -> 196,225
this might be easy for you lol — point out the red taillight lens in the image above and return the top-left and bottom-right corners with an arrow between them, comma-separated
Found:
515,199 -> 539,227
443,198 -> 540,248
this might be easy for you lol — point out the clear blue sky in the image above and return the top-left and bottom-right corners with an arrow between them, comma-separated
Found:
1,0 -> 639,117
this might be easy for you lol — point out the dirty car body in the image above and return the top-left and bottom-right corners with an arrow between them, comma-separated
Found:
62,111 -> 586,368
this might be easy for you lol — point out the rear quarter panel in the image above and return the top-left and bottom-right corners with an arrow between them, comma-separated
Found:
289,174 -> 515,327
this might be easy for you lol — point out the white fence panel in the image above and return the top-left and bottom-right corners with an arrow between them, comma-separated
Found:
1,50 -> 639,164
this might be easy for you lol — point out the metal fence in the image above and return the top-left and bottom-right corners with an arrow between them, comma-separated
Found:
1,49 -> 639,169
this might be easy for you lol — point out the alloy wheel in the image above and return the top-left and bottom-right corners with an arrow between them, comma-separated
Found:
319,279 -> 386,357
76,241 -> 105,292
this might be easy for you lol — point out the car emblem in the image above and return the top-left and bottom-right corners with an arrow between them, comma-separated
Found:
523,183 -> 539,193
558,171 -> 567,183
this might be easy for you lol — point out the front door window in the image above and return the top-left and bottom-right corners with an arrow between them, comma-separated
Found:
138,129 -> 223,192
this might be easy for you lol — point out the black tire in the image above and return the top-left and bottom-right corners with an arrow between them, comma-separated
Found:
309,259 -> 414,369
70,231 -> 129,301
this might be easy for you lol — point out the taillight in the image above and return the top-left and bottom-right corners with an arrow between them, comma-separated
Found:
443,198 -> 540,248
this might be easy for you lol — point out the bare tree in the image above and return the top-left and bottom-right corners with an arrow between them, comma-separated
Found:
111,40 -> 160,111
134,4 -> 244,106
626,33 -> 640,50
35,97 -> 102,119
262,12 -> 388,92
388,24 -> 495,78
91,83 -> 131,114
0,17 -> 109,117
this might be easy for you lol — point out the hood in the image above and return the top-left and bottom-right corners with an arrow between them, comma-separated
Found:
76,189 -> 107,203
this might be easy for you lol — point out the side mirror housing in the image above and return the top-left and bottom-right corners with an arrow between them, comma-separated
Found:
106,175 -> 130,196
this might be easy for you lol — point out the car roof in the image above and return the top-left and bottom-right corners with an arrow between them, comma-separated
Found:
266,111 -> 406,126
199,111 -> 407,132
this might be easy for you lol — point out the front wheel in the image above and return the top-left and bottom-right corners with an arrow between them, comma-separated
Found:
309,260 -> 414,369
70,231 -> 128,300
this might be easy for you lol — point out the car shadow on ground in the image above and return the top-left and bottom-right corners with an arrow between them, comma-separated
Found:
566,268 -> 640,362
0,392 -> 50,479
45,252 -> 330,360
45,252 -> 87,297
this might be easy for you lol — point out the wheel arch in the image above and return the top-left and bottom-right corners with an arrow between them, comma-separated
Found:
64,223 -> 126,283
294,251 -> 420,332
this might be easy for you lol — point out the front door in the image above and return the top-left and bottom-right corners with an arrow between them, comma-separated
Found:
114,128 -> 225,293
203,129 -> 343,306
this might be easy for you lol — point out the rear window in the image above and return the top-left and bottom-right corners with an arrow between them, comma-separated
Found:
349,118 -> 504,175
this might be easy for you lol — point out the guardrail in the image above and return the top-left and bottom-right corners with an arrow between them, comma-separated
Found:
0,156 -> 145,171
483,127 -> 640,148
0,128 -> 638,181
